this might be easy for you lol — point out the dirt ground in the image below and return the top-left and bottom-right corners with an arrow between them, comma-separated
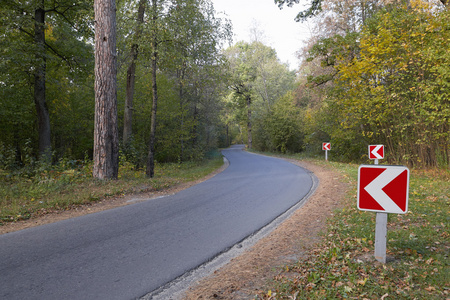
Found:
0,158 -> 349,300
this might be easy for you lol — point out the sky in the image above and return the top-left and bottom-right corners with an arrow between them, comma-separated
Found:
211,0 -> 313,70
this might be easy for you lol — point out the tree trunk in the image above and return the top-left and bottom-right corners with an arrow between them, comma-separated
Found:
246,95 -> 252,149
146,0 -> 158,178
192,103 -> 198,146
123,0 -> 146,145
178,69 -> 185,162
34,3 -> 52,161
146,50 -> 158,177
226,123 -> 229,147
93,0 -> 119,180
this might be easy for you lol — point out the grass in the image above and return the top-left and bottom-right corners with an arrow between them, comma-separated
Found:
2,149 -> 448,299
253,154 -> 449,300
0,153 -> 224,225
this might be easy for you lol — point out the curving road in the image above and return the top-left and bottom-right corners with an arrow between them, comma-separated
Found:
0,145 -> 313,299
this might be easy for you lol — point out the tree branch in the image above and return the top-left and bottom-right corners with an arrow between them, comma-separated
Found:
274,0 -> 322,22
19,26 -> 76,69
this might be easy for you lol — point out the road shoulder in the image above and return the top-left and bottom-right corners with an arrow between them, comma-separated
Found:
0,160 -> 229,235
182,159 -> 349,299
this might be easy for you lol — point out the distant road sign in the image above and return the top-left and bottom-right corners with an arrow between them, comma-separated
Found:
369,145 -> 384,160
322,143 -> 331,151
357,165 -> 409,214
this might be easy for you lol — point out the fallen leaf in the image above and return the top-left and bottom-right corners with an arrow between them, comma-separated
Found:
288,291 -> 299,300
381,293 -> 389,299
357,278 -> 368,286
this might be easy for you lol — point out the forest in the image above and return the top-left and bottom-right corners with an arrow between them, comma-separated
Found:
0,0 -> 449,181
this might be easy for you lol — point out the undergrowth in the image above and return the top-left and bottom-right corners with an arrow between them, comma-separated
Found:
255,156 -> 449,300
0,153 -> 224,225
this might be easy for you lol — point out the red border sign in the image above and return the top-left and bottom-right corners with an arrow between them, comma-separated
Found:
369,145 -> 384,160
357,165 -> 409,214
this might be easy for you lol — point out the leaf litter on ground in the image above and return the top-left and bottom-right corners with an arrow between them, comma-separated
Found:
257,160 -> 449,300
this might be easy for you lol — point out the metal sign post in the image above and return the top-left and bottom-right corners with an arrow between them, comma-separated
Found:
358,145 -> 409,263
371,145 -> 385,262
372,148 -> 385,262
322,143 -> 331,161
373,151 -> 386,262
375,212 -> 388,263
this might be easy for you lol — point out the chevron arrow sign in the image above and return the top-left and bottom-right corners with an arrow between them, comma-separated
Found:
357,165 -> 410,214
369,145 -> 384,160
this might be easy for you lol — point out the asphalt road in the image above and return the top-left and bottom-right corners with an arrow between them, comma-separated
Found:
0,145 -> 313,300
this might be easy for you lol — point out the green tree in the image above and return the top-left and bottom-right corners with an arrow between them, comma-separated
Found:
143,0 -> 167,177
161,0 -> 231,161
122,0 -> 146,146
225,42 -> 258,148
293,0 -> 449,165
224,41 -> 296,151
0,0 -> 93,165
115,0 -> 231,173
335,1 -> 449,166
264,91 -> 303,153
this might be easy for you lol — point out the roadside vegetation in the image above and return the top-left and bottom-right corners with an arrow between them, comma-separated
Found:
255,155 -> 449,300
1,1 -> 448,297
248,3 -> 450,296
0,151 -> 223,225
